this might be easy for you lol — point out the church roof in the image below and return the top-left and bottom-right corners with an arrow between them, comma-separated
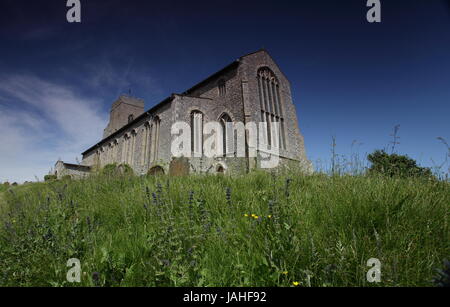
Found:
81,49 -> 268,156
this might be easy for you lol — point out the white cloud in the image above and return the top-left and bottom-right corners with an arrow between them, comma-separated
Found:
0,75 -> 107,183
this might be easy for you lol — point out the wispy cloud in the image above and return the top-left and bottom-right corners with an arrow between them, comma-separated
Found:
82,54 -> 164,102
0,75 -> 107,183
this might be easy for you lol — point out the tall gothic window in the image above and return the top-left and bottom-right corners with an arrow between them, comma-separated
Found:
122,133 -> 130,164
257,67 -> 286,150
191,111 -> 203,157
141,122 -> 151,166
218,79 -> 226,97
219,113 -> 233,157
107,143 -> 113,164
128,129 -> 137,165
150,117 -> 160,163
113,139 -> 119,163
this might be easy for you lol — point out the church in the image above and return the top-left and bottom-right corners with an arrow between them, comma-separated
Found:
54,49 -> 312,178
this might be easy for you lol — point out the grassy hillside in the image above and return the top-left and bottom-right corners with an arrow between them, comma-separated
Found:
0,172 -> 448,287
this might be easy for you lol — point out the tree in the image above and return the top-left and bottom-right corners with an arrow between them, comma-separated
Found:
367,150 -> 433,178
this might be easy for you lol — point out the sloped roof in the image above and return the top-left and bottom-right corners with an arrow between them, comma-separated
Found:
82,49 -> 270,156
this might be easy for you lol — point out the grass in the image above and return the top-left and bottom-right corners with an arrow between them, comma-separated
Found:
0,171 -> 448,287
0,184 -> 7,207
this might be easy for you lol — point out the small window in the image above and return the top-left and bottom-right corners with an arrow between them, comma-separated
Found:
218,79 -> 226,97
128,114 -> 134,123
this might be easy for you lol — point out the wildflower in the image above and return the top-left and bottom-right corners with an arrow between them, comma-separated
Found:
226,187 -> 232,206
253,215 -> 259,219
285,178 -> 292,198
151,192 -> 158,205
86,216 -> 92,232
268,215 -> 272,219
188,191 -> 194,206
244,214 -> 249,217
156,183 -> 162,195
282,271 -> 288,275
268,200 -> 274,216
293,281 -> 300,286
145,186 -> 151,199
251,214 -> 256,218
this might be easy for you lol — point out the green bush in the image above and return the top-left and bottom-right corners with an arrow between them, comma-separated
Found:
0,182 -> 9,192
61,175 -> 72,181
44,175 -> 57,182
367,150 -> 434,178
101,163 -> 134,176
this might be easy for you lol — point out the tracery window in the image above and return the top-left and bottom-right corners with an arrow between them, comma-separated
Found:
257,67 -> 286,150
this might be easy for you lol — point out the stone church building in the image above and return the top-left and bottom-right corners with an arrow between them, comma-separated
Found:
54,49 -> 312,178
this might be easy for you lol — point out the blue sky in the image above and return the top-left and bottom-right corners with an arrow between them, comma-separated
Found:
0,0 -> 449,182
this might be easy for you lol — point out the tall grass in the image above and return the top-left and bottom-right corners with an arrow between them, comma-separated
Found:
0,184 -> 8,193
0,170 -> 448,287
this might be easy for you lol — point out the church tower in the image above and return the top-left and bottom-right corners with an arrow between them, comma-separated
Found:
103,95 -> 145,139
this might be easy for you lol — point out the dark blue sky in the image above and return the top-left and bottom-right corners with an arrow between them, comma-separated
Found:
0,0 -> 449,181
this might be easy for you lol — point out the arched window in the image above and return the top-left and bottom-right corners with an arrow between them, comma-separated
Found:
112,139 -> 119,163
128,114 -> 134,123
218,79 -> 226,97
257,67 -> 286,150
191,111 -> 203,157
141,121 -> 151,166
128,129 -> 137,166
122,133 -> 131,164
219,113 -> 233,157
150,117 -> 160,163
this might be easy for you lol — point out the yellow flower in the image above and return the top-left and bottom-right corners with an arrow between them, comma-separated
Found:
244,214 -> 249,217
253,215 -> 259,219
293,281 -> 300,286
251,214 -> 256,217
268,215 -> 272,219
282,271 -> 288,275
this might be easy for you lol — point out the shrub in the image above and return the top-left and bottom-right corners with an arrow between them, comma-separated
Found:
367,150 -> 433,178
147,165 -> 165,176
62,175 -> 72,181
101,163 -> 134,176
101,163 -> 118,176
44,175 -> 57,182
